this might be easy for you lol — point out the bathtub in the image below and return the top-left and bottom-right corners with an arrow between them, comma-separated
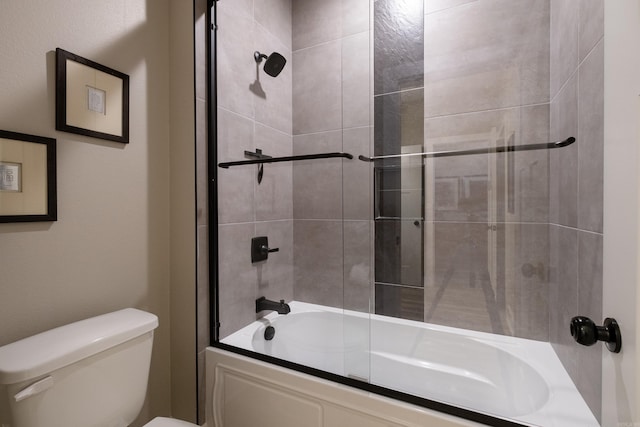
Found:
215,301 -> 599,427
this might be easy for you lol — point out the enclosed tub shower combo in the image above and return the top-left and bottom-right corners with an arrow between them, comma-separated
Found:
209,1 -> 608,426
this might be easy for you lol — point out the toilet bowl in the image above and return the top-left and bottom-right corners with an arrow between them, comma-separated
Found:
0,308 -> 198,427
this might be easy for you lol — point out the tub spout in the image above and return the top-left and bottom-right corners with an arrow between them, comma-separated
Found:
256,296 -> 290,315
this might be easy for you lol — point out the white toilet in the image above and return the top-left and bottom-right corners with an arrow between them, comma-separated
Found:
0,308 -> 198,427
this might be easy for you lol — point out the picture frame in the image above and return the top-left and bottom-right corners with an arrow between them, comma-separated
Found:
0,130 -> 57,223
55,48 -> 129,143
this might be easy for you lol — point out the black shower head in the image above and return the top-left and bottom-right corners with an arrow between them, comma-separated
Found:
254,51 -> 287,77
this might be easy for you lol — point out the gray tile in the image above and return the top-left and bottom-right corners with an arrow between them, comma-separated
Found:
293,220 -> 344,308
578,40 -> 604,233
342,32 -> 372,129
254,124 -> 293,221
255,0 -> 292,50
376,219 -> 423,288
343,127 -> 372,220
195,0 -> 207,101
425,0 -> 477,15
196,98 -> 208,226
425,0 -> 549,117
550,73 -> 578,228
579,0 -> 604,62
197,225 -> 210,353
293,131 -> 344,219
576,230 -> 603,422
217,0 -> 253,20
218,223 -> 258,339
255,220 -> 294,303
375,284 -> 424,322
254,24 -> 293,135
292,0 -> 341,50
217,108 -> 256,224
426,222 -> 504,334
550,0 -> 579,98
548,225 -> 578,380
504,224 -> 549,341
425,106 -> 550,224
217,6 -> 255,118
374,0 -> 424,94
374,88 -> 424,158
292,40 -> 342,134
342,0 -> 370,37
344,220 -> 373,312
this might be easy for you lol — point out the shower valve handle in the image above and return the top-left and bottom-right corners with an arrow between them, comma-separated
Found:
260,245 -> 279,254
570,316 -> 621,353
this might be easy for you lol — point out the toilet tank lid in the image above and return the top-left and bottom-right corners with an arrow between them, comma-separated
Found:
0,308 -> 158,385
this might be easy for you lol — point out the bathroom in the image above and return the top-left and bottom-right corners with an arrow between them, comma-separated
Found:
0,1 -> 638,427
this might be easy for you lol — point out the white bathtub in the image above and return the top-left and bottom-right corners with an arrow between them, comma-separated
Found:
218,301 -> 599,427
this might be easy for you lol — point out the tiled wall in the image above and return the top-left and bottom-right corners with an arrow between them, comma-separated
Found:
291,0 -> 372,312
214,0 -> 294,341
548,0 -> 604,421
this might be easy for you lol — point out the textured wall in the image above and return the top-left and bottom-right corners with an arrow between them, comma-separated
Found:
548,0 -> 604,421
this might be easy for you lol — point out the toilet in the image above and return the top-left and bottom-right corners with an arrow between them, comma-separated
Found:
0,308 -> 198,427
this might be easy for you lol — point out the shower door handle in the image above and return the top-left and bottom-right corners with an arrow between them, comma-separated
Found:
570,316 -> 622,353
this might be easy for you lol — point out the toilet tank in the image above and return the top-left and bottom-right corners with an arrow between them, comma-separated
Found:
0,308 -> 158,427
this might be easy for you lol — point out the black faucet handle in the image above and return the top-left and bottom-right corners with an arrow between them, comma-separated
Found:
570,316 -> 622,353
260,245 -> 279,254
251,236 -> 278,262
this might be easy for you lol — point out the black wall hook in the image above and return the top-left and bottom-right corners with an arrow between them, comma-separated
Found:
570,316 -> 622,353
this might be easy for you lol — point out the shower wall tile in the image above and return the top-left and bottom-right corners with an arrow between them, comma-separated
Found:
254,124 -> 293,221
576,231 -> 603,422
425,105 -> 550,224
343,127 -> 372,220
217,5 -> 255,119
292,0 -> 341,50
424,0 -> 476,15
218,0 -> 253,20
293,40 -> 342,134
374,88 -> 424,157
579,0 -> 604,63
548,224 -> 578,380
374,0 -> 424,94
341,0 -> 370,38
197,224 -> 210,353
195,0 -> 207,101
255,0 -> 292,50
375,284 -> 424,322
292,0 -> 369,51
255,220 -> 294,303
292,130 -> 343,219
218,223 -> 258,339
196,98 -> 208,226
424,0 -> 549,117
293,220 -> 344,308
217,108 -> 256,224
344,220 -> 372,312
550,0 -> 579,98
577,40 -> 604,233
342,31 -> 371,129
254,24 -> 293,135
505,223 -> 549,341
549,73 -> 578,228
375,220 -> 422,288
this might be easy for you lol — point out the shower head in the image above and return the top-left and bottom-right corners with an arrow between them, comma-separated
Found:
254,51 -> 287,77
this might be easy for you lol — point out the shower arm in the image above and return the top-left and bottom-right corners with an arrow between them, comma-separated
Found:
357,137 -> 575,162
218,151 -> 354,169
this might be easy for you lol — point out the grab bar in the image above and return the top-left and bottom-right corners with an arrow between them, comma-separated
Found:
358,137 -> 575,162
218,151 -> 354,168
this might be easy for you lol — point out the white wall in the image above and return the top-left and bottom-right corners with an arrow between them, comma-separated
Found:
0,1 -> 195,424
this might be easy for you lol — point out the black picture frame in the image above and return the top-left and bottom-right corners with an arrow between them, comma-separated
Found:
0,130 -> 57,223
55,48 -> 130,143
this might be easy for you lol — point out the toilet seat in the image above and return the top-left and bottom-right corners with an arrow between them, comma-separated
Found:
143,416 -> 199,426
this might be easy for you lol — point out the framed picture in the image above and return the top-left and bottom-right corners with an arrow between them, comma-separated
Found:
0,130 -> 57,223
55,48 -> 129,143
